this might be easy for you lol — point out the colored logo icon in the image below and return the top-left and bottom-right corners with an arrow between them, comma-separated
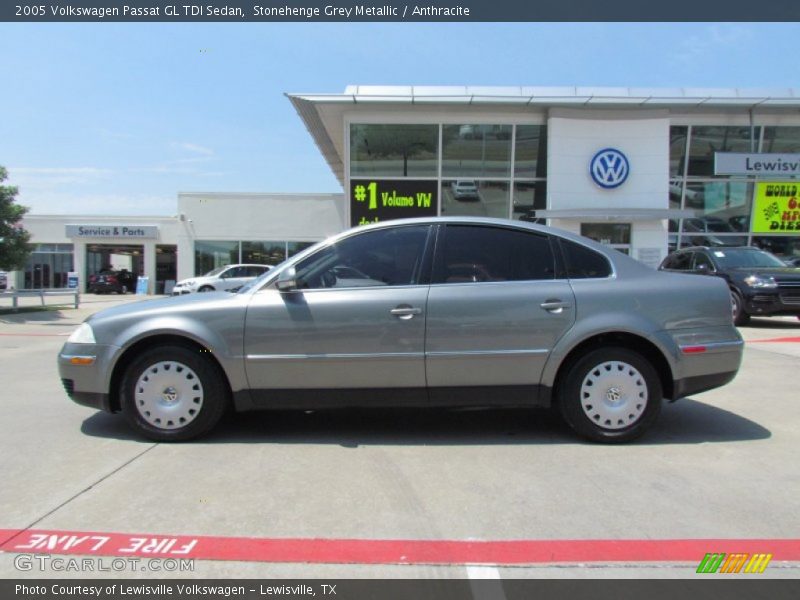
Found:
696,552 -> 772,574
590,148 -> 630,189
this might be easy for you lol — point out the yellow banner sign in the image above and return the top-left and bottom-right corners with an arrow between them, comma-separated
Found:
752,183 -> 800,234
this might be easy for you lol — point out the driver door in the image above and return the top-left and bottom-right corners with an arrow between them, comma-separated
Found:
243,225 -> 433,406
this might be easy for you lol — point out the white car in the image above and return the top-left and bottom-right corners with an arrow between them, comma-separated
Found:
450,180 -> 480,201
172,264 -> 272,295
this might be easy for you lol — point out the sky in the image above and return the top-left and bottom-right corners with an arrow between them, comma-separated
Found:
1,22 -> 799,216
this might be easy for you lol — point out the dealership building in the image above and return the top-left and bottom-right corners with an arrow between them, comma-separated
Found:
11,86 -> 800,293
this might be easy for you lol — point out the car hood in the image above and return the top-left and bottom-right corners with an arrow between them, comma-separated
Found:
85,290 -> 241,325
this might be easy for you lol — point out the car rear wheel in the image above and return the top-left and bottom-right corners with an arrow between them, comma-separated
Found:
559,347 -> 662,443
120,345 -> 228,441
731,289 -> 750,326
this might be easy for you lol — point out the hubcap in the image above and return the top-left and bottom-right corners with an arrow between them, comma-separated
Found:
134,361 -> 203,430
580,361 -> 648,430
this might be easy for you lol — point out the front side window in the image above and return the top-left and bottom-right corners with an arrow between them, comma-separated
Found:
434,225 -> 555,283
294,225 -> 430,290
693,253 -> 715,271
664,252 -> 693,271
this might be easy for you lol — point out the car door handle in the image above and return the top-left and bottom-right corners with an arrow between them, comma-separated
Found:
540,300 -> 571,314
390,306 -> 422,319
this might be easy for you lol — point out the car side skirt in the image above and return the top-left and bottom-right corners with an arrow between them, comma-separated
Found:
237,385 -> 548,411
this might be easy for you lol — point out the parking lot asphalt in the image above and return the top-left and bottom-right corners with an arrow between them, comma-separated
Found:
0,295 -> 798,579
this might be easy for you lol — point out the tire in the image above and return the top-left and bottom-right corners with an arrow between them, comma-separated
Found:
198,285 -> 214,292
558,347 -> 662,443
731,289 -> 750,326
120,345 -> 229,441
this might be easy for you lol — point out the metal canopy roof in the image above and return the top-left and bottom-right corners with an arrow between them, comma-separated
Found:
293,86 -> 800,108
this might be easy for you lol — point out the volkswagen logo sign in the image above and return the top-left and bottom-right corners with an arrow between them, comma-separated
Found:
590,148 -> 630,189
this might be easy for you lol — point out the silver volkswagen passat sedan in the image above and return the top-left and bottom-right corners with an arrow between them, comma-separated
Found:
58,217 -> 744,443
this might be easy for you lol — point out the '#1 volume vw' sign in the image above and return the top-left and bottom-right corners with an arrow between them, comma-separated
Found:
350,180 -> 438,226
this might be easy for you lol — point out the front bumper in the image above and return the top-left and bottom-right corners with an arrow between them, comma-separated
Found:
58,342 -> 120,413
171,285 -> 195,295
743,289 -> 800,317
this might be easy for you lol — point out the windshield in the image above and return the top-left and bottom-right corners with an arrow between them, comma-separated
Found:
713,249 -> 787,269
203,266 -> 228,277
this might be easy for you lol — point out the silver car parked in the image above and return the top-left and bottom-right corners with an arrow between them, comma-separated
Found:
58,217 -> 743,443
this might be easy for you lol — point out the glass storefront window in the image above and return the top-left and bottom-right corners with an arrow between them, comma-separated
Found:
687,126 -> 760,177
442,124 -> 512,177
441,179 -> 509,219
288,241 -> 316,257
670,126 -> 688,177
195,240 -> 238,276
682,181 -> 752,224
514,125 -> 547,178
679,181 -> 752,247
761,126 -> 800,155
350,124 -> 438,177
241,241 -> 286,266
752,236 -> 800,260
23,245 -> 74,289
512,181 -> 547,222
581,223 -> 631,245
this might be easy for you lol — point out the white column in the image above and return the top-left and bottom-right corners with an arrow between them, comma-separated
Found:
144,241 -> 157,294
176,232 -> 194,282
72,240 -> 87,293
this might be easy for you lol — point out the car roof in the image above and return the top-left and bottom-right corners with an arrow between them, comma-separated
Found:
329,216 -> 654,277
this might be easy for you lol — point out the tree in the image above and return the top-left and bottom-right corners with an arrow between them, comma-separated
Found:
0,166 -> 32,271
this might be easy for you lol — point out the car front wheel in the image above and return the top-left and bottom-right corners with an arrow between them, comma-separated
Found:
120,345 -> 228,441
198,285 -> 214,292
559,347 -> 662,443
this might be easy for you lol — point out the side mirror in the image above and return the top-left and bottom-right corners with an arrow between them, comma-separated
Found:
276,267 -> 299,292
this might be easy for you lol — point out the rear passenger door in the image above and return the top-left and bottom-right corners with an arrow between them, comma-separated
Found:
424,224 -> 576,404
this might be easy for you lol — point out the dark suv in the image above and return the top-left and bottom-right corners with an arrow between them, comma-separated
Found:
88,269 -> 137,294
659,246 -> 800,325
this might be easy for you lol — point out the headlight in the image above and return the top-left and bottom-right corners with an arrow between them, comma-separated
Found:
68,323 -> 96,344
743,275 -> 777,289
180,280 -> 195,287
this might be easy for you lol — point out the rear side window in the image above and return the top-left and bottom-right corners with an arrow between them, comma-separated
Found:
560,239 -> 612,279
434,225 -> 555,283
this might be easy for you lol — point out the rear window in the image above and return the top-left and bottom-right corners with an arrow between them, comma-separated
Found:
561,239 -> 612,279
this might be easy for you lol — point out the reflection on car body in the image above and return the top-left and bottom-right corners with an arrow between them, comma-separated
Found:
59,217 -> 743,444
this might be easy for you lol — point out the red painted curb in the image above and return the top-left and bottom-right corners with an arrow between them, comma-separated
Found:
748,336 -> 800,343
2,529 -> 799,565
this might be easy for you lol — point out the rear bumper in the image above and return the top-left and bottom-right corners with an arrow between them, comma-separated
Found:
673,370 -> 739,399
654,327 -> 744,400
